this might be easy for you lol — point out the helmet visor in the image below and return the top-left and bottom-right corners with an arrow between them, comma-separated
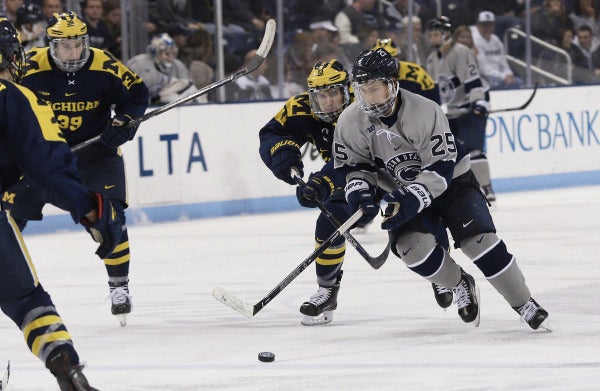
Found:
353,78 -> 398,117
49,35 -> 90,72
308,84 -> 350,123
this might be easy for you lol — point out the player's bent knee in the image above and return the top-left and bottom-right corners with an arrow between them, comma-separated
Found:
460,232 -> 500,259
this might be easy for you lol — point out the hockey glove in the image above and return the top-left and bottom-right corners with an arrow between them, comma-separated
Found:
345,179 -> 379,226
381,184 -> 432,230
296,172 -> 335,208
472,100 -> 490,116
269,139 -> 303,185
81,192 -> 123,259
100,114 -> 137,148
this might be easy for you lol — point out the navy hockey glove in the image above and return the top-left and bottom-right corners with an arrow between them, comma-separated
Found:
381,184 -> 432,230
100,114 -> 137,148
81,192 -> 123,259
345,179 -> 379,226
296,172 -> 334,208
269,140 -> 303,185
472,100 -> 490,116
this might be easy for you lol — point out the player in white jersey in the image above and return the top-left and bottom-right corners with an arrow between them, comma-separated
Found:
333,48 -> 550,330
425,16 -> 496,203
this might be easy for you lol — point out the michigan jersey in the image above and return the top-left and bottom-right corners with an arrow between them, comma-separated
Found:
20,47 -> 148,146
398,61 -> 440,105
0,79 -> 94,220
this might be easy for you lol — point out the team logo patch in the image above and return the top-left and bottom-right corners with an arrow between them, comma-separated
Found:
437,74 -> 457,105
386,152 -> 421,182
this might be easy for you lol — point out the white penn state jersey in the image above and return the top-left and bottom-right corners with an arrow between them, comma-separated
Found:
425,42 -> 487,119
333,88 -> 471,199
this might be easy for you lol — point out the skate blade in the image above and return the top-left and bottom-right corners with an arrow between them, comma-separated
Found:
116,314 -> 127,327
301,311 -> 333,326
537,320 -> 553,332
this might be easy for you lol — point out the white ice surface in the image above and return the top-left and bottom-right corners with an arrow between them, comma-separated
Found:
1,186 -> 600,390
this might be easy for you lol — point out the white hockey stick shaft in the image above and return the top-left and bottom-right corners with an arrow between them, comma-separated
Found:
212,208 -> 364,318
71,19 -> 277,153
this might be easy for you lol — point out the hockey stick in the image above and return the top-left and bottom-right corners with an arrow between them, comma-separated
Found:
291,169 -> 389,269
212,208 -> 364,318
489,83 -> 538,114
71,19 -> 277,153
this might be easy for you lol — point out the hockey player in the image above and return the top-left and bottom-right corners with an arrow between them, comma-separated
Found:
259,59 -> 450,325
1,11 -> 149,326
0,18 -> 121,390
333,47 -> 550,330
424,16 -> 496,203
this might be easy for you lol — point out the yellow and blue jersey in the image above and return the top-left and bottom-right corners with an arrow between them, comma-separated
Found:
20,47 -> 148,147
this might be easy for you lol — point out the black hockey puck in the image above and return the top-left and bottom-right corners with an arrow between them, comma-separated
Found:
258,352 -> 275,362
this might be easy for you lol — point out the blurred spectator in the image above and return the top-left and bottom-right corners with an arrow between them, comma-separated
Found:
454,24 -> 478,56
103,0 -> 121,58
572,25 -> 600,73
569,0 -> 600,36
334,0 -> 386,45
309,17 -> 353,70
343,24 -> 379,60
396,15 -> 431,65
227,49 -> 272,101
15,2 -> 46,50
385,0 -> 420,30
167,22 -> 194,64
179,27 -> 213,68
473,1 -> 525,38
188,60 -> 214,102
531,0 -> 573,45
151,0 -> 203,32
2,0 -> 23,23
284,31 -> 314,92
40,0 -> 63,20
126,33 -> 195,104
81,0 -> 118,54
470,11 -> 523,88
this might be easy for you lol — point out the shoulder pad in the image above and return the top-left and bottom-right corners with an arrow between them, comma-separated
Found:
398,61 -> 436,91
274,91 -> 312,125
88,48 -> 143,88
23,47 -> 52,76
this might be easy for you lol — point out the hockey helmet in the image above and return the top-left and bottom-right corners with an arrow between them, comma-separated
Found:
372,38 -> 400,58
425,16 -> 452,32
306,60 -> 351,123
351,49 -> 399,117
0,18 -> 25,82
147,33 -> 178,74
47,11 -> 90,72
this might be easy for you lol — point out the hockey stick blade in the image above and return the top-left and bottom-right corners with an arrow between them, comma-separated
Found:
489,83 -> 538,114
213,209 -> 364,318
291,168 -> 390,269
212,286 -> 256,317
71,19 -> 277,153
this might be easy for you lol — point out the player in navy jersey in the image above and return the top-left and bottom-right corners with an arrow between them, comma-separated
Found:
1,11 -> 148,326
0,18 -> 121,390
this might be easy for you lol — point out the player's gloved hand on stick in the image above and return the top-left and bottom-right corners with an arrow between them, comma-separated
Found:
296,171 -> 334,208
345,179 -> 379,227
81,192 -> 123,258
269,140 -> 303,185
472,100 -> 490,116
381,184 -> 431,230
100,114 -> 137,148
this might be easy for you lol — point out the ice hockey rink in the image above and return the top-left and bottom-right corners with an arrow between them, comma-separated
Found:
1,185 -> 599,390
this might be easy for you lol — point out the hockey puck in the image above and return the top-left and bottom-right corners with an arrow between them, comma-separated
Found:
258,352 -> 275,362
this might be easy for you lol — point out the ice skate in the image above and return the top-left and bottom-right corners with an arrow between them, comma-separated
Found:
432,282 -> 453,309
300,275 -> 341,326
452,269 -> 480,326
109,281 -> 132,326
513,297 -> 551,331
46,348 -> 98,391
